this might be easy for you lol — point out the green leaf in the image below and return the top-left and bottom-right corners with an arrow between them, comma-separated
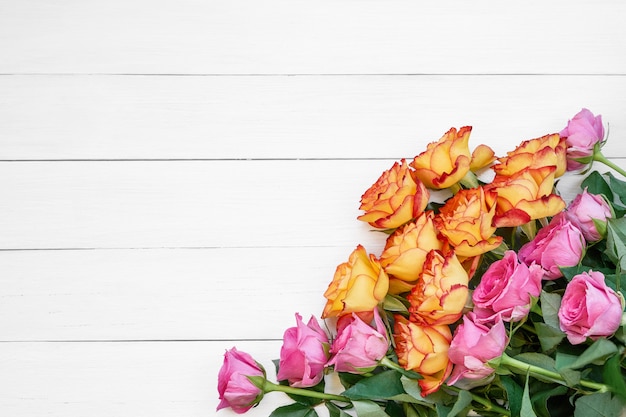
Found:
530,384 -> 569,417
606,217 -> 626,271
534,322 -> 565,352
383,294 -> 409,312
521,373 -> 538,417
582,171 -> 612,197
514,353 -> 558,372
342,370 -> 406,401
574,392 -> 625,417
566,338 -> 618,370
446,390 -> 472,417
326,402 -> 352,417
602,352 -> 626,401
500,376 -> 524,417
352,400 -> 391,417
269,403 -> 319,417
539,291 -> 562,329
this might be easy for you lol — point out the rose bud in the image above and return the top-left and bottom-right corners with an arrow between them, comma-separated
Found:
558,271 -> 623,345
217,347 -> 266,414
434,187 -> 502,258
411,126 -> 472,189
358,159 -> 430,229
393,315 -> 452,396
447,313 -> 508,389
322,245 -> 389,318
407,250 -> 469,326
486,166 -> 566,228
560,108 -> 605,171
276,313 -> 330,387
379,211 -> 444,294
518,213 -> 585,280
327,308 -> 389,374
492,133 -> 567,178
565,188 -> 612,242
472,250 -> 543,323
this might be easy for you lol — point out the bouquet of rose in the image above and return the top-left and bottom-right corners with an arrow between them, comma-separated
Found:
217,109 -> 626,417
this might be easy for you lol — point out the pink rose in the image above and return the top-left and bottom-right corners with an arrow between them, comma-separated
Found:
518,213 -> 585,279
565,189 -> 612,242
472,251 -> 543,323
558,271 -> 623,345
217,347 -> 265,414
327,308 -> 389,374
560,108 -> 605,170
276,313 -> 330,387
447,313 -> 508,388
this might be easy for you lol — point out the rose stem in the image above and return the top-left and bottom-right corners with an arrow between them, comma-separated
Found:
499,353 -> 610,392
260,380 -> 350,403
446,385 -> 511,416
594,152 -> 626,178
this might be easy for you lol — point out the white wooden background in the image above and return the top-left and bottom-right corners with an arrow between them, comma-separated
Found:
1,1 -> 625,416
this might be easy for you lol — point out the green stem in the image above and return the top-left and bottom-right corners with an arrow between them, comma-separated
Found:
263,381 -> 350,403
594,152 -> 626,178
446,385 -> 511,416
499,353 -> 610,392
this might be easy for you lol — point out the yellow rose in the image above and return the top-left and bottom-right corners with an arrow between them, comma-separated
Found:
322,245 -> 389,319
393,315 -> 452,396
486,166 -> 566,228
493,133 -> 567,178
470,144 -> 496,171
407,250 -> 469,326
358,159 -> 430,230
411,126 -> 472,189
379,211 -> 444,294
434,187 -> 503,258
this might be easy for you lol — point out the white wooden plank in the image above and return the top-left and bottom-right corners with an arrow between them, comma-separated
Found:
0,160 -> 623,250
0,159 -> 393,250
1,1 -> 625,75
1,75 -> 625,160
0,340 -> 317,417
0,248 -> 342,341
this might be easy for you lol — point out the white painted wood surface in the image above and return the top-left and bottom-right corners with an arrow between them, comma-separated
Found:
0,1 -> 625,416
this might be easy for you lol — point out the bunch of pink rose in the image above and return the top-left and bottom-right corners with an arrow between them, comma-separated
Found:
217,109 -> 626,417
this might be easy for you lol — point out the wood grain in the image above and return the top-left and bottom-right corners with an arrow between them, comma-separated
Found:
1,74 -> 625,160
1,1 -> 624,75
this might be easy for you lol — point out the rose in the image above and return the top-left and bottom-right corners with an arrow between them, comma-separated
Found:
560,108 -> 605,170
358,159 -> 430,229
470,144 -> 496,171
558,271 -> 623,345
518,212 -> 586,279
407,250 -> 469,326
217,347 -> 266,414
447,313 -> 508,389
565,188 -> 612,242
486,166 -> 566,227
492,133 -> 567,178
379,211 -> 444,294
322,245 -> 389,318
434,187 -> 502,258
393,315 -> 452,396
411,126 -> 472,189
472,250 -> 544,323
276,313 -> 330,387
327,308 -> 389,374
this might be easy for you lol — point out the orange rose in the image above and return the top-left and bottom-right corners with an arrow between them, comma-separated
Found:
322,245 -> 389,319
393,315 -> 452,396
358,159 -> 430,229
492,133 -> 567,178
470,144 -> 496,171
379,211 -> 444,294
407,250 -> 469,326
434,187 -> 503,258
486,166 -> 566,228
411,126 -> 472,189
